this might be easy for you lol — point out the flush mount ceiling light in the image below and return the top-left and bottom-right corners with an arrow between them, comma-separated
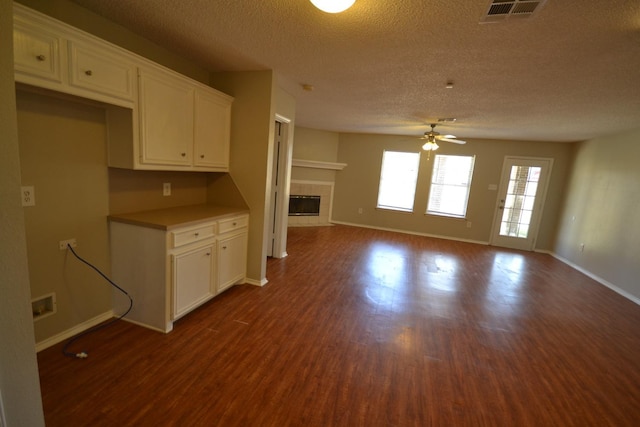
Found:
310,0 -> 355,13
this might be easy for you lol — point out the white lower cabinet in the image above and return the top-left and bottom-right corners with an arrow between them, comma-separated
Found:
172,243 -> 215,320
218,232 -> 248,293
109,212 -> 248,333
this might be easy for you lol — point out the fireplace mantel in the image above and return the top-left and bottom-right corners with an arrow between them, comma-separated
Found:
292,159 -> 347,171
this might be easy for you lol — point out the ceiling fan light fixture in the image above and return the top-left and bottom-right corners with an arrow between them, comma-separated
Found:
422,140 -> 439,151
309,0 -> 355,13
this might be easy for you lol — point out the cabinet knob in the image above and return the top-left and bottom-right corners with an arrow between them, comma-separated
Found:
232,222 -> 237,226
222,246 -> 227,250
85,70 -> 93,76
206,252 -> 211,256
181,152 -> 186,157
36,54 -> 46,61
200,154 -> 205,159
194,232 -> 199,237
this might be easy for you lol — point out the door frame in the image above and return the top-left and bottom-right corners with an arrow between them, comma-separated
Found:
268,114 -> 293,258
489,156 -> 554,251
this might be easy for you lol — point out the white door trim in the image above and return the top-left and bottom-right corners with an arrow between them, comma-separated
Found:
270,114 -> 293,258
489,156 -> 554,251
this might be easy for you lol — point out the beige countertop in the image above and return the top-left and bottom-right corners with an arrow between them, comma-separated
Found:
108,205 -> 249,230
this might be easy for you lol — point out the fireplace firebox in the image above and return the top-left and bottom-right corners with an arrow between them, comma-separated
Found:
288,195 -> 321,216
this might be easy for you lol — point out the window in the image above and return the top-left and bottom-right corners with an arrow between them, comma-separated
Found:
427,154 -> 475,218
377,150 -> 420,212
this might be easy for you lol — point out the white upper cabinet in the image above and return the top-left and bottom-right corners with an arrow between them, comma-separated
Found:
139,67 -> 195,166
13,5 -> 136,108
68,40 -> 136,102
194,89 -> 231,170
13,4 -> 234,172
13,15 -> 63,86
137,66 -> 233,170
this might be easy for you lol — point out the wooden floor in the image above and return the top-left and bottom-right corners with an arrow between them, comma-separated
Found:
37,225 -> 640,426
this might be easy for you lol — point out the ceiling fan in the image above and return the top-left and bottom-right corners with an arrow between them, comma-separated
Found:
420,123 -> 466,150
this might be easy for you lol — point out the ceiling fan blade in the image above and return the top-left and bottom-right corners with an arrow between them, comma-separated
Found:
437,137 -> 466,144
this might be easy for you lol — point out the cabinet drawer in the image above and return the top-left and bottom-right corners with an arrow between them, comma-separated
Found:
68,41 -> 136,101
218,215 -> 248,234
13,20 -> 62,83
171,223 -> 216,248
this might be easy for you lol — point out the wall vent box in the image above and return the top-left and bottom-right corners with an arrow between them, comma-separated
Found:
31,293 -> 57,321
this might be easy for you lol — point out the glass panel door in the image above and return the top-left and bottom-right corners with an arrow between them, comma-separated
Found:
490,157 -> 552,251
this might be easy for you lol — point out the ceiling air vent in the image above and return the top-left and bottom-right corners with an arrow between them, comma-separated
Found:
482,0 -> 547,23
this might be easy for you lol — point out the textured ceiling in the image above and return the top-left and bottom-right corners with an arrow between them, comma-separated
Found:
72,0 -> 640,141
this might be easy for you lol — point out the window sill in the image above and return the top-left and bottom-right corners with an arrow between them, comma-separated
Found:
425,212 -> 467,220
376,207 -> 414,214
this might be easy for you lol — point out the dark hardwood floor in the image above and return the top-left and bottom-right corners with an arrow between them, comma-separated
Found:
37,225 -> 640,426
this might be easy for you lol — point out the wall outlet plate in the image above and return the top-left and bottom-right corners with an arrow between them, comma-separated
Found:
21,185 -> 35,206
59,238 -> 77,250
163,182 -> 171,196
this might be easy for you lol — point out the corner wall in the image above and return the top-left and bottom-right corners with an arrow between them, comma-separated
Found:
210,70 -> 275,284
0,0 -> 46,424
553,128 -> 640,301
17,91 -> 113,344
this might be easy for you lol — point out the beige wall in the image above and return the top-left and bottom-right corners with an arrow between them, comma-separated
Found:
210,70 -> 275,283
292,127 -> 341,182
109,169 -> 209,214
554,129 -> 640,301
17,90 -> 113,343
206,173 -> 250,209
0,0 -> 46,424
333,133 -> 573,249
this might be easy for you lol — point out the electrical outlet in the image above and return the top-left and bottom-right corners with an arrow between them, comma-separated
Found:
580,243 -> 585,252
358,208 -> 363,214
163,182 -> 171,196
466,221 -> 472,228
21,185 -> 35,206
59,238 -> 77,250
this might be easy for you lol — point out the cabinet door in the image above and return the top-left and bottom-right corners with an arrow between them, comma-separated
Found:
194,89 -> 231,170
217,232 -> 247,293
173,244 -> 215,320
13,19 -> 63,84
68,41 -> 135,102
139,68 -> 194,166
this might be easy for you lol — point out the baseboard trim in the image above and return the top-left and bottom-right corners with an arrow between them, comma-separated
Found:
121,317 -> 172,334
330,220 -> 490,246
35,310 -> 114,352
550,253 -> 640,306
245,277 -> 268,287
